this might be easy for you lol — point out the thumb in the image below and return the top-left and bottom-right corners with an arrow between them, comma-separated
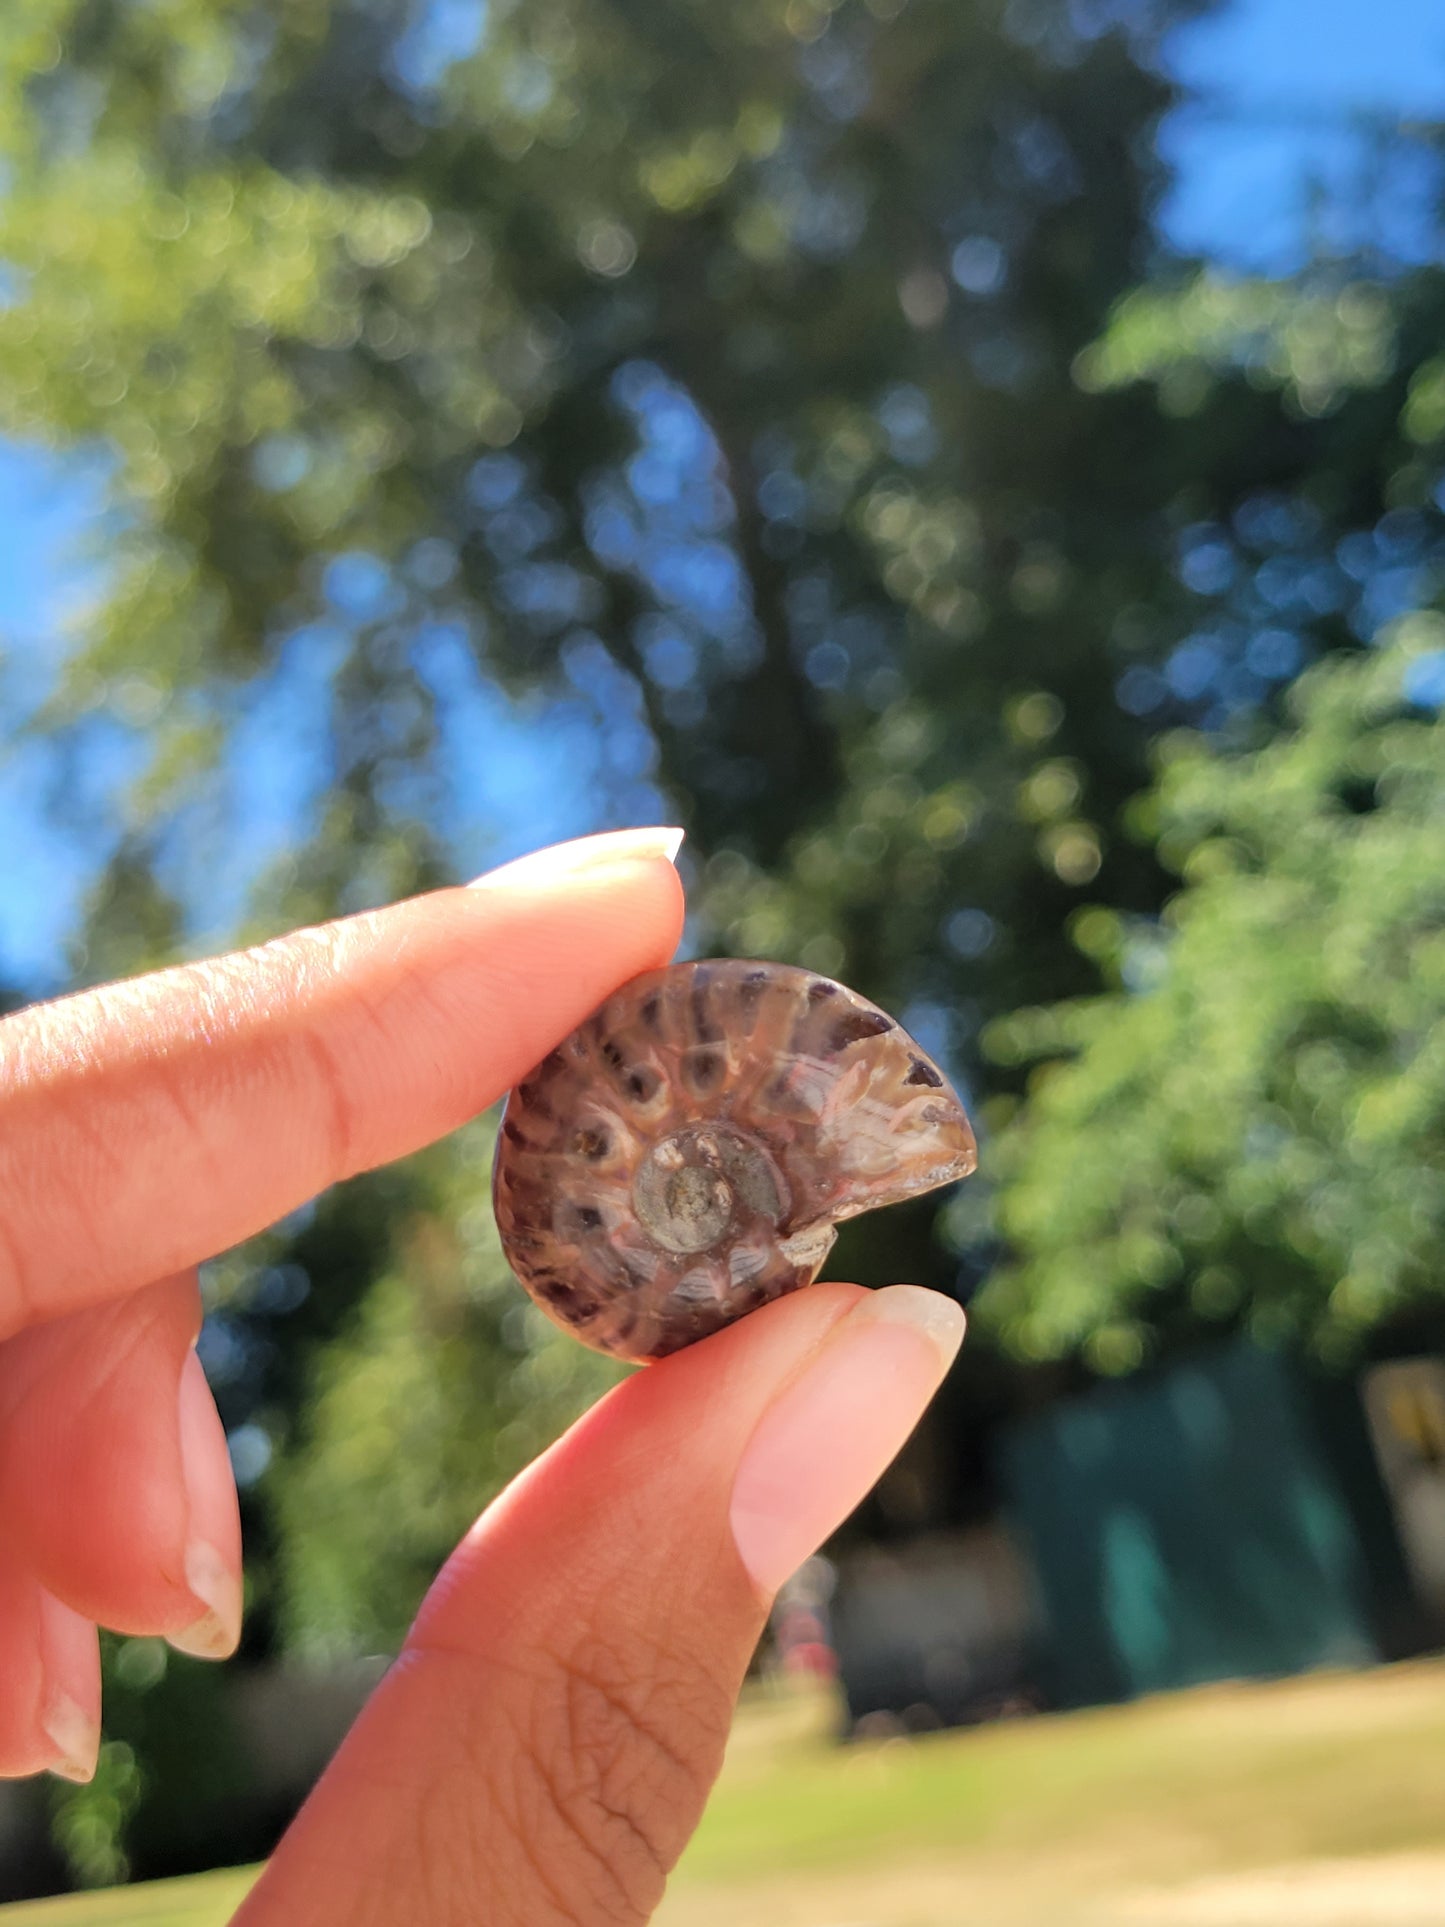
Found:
235,1282 -> 963,1927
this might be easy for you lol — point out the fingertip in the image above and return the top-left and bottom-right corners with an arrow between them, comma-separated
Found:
0,1567 -> 99,1783
38,1591 -> 100,1784
233,1280 -> 945,1924
473,844 -> 687,953
851,1283 -> 966,1368
0,1277 -> 203,1635
467,827 -> 685,888
0,840 -> 689,1342
168,1350 -> 242,1662
727,1285 -> 964,1598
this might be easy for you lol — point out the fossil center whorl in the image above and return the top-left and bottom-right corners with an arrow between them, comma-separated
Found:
631,1123 -> 788,1255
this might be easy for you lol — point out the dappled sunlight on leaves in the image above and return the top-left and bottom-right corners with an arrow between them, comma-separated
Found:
982,620 -> 1445,1366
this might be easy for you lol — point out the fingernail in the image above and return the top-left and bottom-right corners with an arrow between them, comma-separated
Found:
729,1286 -> 965,1597
467,827 -> 684,888
41,1689 -> 99,1785
168,1351 -> 242,1662
168,1539 -> 242,1660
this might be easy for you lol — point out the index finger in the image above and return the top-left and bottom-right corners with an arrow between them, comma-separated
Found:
0,831 -> 685,1339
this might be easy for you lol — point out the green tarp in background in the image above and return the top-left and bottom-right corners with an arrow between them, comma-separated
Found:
999,1343 -> 1425,1708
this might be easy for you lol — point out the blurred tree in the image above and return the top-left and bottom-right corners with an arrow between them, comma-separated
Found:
3,0 -> 1445,1883
272,1117 -> 624,1659
981,617 -> 1445,1373
0,0 -> 1232,1003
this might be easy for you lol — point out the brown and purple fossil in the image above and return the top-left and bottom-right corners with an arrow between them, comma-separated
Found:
492,959 -> 977,1363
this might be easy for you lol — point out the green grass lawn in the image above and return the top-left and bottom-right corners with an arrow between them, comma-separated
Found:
0,1869 -> 254,1926
7,1658 -> 1445,1925
660,1656 -> 1445,1925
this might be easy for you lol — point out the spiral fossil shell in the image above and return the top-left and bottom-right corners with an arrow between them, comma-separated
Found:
492,959 -> 977,1362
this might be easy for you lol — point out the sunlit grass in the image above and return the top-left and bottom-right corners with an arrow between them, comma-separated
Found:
0,1866 -> 255,1924
661,1657 -> 1445,1925
6,1659 -> 1445,1925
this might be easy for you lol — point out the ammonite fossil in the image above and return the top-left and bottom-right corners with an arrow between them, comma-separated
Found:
493,959 -> 976,1362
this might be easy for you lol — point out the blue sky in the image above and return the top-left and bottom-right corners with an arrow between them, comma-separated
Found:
1160,0 -> 1445,266
1,0 -> 1442,989
0,445 -> 112,980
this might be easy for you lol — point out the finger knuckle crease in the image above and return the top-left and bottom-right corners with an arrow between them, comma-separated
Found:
535,1636 -> 730,1910
298,1024 -> 358,1174
488,1696 -> 633,1926
0,1210 -> 33,1340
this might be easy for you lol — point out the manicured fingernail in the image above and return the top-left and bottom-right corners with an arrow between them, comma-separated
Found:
41,1689 -> 99,1785
168,1351 -> 242,1661
467,827 -> 684,888
729,1286 -> 965,1597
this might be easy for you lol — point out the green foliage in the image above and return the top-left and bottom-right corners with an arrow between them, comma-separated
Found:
42,1639 -> 250,1890
48,1739 -> 143,1889
982,617 -> 1445,1371
270,1119 -> 624,1656
1074,274 -> 1398,419
0,0 -> 1215,944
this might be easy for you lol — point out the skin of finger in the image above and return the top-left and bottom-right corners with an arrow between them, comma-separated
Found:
171,1345 -> 244,1655
0,1559 -> 99,1779
37,1589 -> 101,1780
0,1274 -> 218,1635
0,855 -> 684,1341
233,1283 -> 869,1927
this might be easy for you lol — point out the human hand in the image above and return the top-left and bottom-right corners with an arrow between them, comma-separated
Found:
0,828 -> 964,1924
